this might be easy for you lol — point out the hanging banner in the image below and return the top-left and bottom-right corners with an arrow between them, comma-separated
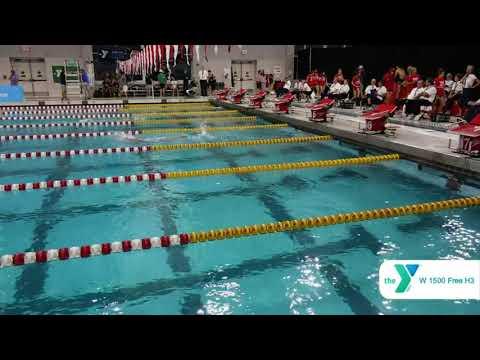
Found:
195,45 -> 200,63
173,45 -> 178,66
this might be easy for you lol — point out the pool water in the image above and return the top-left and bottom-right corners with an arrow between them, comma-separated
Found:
1,113 -> 480,315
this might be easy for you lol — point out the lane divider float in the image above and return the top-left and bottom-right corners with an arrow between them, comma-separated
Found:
1,195 -> 478,268
0,130 -> 140,142
0,120 -> 133,129
0,124 -> 287,143
0,154 -> 399,192
138,110 -> 238,118
132,116 -> 257,125
1,113 -> 129,121
0,135 -> 332,160
141,124 -> 288,135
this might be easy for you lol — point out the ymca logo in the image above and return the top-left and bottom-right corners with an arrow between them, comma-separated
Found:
394,264 -> 419,293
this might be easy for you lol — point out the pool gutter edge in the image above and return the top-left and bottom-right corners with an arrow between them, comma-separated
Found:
211,99 -> 480,182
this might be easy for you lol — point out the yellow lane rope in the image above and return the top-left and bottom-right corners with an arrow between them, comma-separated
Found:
164,154 -> 400,179
150,135 -> 333,151
187,196 -> 480,243
142,123 -> 288,134
2,195 -> 478,268
138,110 -> 239,118
133,116 -> 257,125
122,103 -> 213,112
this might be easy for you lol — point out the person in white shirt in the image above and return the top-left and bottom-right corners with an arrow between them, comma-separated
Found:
444,73 -> 454,95
376,81 -> 387,102
405,79 -> 430,118
302,81 -> 313,102
364,78 -> 378,106
198,66 -> 209,96
328,76 -> 350,100
460,65 -> 480,106
445,73 -> 464,113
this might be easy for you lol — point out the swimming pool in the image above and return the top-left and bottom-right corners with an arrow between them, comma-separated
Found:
1,105 -> 480,315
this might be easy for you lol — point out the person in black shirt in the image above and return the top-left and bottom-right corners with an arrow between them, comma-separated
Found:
59,69 -> 67,102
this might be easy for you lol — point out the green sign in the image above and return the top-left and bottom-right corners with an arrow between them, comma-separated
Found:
52,65 -> 64,84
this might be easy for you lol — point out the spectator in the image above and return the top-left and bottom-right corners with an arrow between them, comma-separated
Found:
444,73 -> 454,97
198,66 -> 208,96
185,80 -> 198,97
207,70 -> 216,94
376,80 -> 387,104
351,71 -> 362,105
256,70 -> 264,90
292,80 -> 303,101
383,67 -> 396,103
394,65 -> 407,100
328,76 -> 349,101
312,69 -> 321,99
9,70 -> 18,85
405,79 -> 436,120
365,78 -> 378,106
59,69 -> 67,102
405,66 -> 421,98
277,78 -> 291,97
318,72 -> 327,98
170,75 -> 178,97
459,65 -> 480,106
445,73 -> 464,114
433,68 -> 446,113
157,69 -> 167,97
306,71 -> 316,95
80,69 -> 89,100
332,68 -> 343,84
118,71 -> 126,99
302,81 -> 313,102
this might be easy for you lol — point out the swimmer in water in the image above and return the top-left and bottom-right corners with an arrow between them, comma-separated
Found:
446,176 -> 461,191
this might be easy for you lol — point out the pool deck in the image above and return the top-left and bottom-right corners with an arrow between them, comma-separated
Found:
212,98 -> 480,181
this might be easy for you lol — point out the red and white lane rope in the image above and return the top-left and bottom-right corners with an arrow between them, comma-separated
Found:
0,233 -> 189,268
2,109 -> 123,116
0,172 -> 165,192
0,120 -> 133,129
0,104 -> 122,112
0,113 -> 130,121
0,145 -> 152,160
0,130 -> 140,142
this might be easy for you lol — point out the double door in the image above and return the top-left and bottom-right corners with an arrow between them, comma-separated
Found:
231,60 -> 256,90
10,57 -> 48,97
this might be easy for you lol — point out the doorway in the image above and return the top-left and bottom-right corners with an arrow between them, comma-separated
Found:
10,57 -> 48,98
231,60 -> 256,90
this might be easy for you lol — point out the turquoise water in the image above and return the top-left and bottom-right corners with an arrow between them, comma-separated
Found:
1,114 -> 480,315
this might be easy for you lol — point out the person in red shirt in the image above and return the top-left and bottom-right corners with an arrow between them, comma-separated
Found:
311,69 -> 321,98
318,72 -> 327,97
306,71 -> 315,90
382,67 -> 396,104
351,70 -> 362,105
434,68 -> 446,113
405,66 -> 421,96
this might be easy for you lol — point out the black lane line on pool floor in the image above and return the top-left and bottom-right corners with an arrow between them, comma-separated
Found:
0,174 -> 312,224
13,151 -> 76,302
137,151 -> 204,315
0,225 -> 381,314
206,147 -> 380,314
